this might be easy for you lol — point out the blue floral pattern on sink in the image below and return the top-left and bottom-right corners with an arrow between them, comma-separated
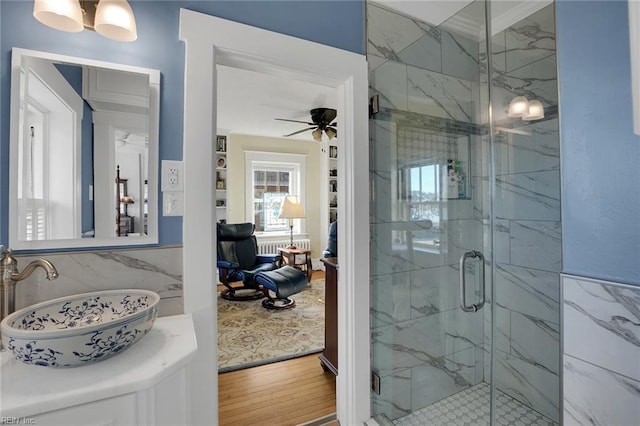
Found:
17,294 -> 154,331
1,290 -> 159,368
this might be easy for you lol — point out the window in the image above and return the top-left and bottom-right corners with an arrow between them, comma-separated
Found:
399,161 -> 443,251
245,151 -> 306,234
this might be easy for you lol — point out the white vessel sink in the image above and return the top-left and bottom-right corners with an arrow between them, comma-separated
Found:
1,289 -> 159,368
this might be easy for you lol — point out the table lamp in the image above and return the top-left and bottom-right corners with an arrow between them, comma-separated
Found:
278,195 -> 305,248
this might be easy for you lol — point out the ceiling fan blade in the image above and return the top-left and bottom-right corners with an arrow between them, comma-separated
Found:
329,122 -> 337,127
322,109 -> 337,123
283,127 -> 316,137
275,118 -> 315,125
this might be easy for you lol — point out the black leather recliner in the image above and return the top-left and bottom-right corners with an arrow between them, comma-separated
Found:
323,221 -> 337,258
216,222 -> 281,300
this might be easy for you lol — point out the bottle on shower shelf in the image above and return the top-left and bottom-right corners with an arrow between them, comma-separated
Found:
455,160 -> 466,199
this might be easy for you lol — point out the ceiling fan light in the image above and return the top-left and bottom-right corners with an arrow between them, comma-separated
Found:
33,0 -> 84,33
94,0 -> 138,42
312,128 -> 323,142
523,100 -> 544,121
325,127 -> 337,140
507,96 -> 529,118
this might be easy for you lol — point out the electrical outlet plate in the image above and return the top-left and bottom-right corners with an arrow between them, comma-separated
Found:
161,160 -> 184,192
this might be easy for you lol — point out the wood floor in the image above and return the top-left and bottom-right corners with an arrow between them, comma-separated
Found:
218,353 -> 336,425
218,269 -> 336,426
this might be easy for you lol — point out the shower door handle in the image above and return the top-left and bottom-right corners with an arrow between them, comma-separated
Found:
459,250 -> 486,312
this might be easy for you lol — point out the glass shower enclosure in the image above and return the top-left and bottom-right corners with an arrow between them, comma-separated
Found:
368,1 -> 562,424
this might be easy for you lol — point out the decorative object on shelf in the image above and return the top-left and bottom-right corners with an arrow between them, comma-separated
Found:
216,199 -> 226,207
216,171 -> 226,190
444,159 -> 468,199
216,156 -> 226,168
278,195 -> 305,249
329,179 -> 337,193
33,0 -> 138,42
216,135 -> 227,152
329,145 -> 338,158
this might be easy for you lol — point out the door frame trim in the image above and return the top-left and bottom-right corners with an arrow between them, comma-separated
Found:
179,9 -> 371,424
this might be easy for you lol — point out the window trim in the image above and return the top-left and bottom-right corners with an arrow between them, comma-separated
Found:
244,151 -> 306,236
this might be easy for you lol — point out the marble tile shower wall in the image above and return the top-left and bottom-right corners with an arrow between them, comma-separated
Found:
562,275 -> 640,426
13,247 -> 183,318
487,4 -> 561,422
368,3 -> 485,420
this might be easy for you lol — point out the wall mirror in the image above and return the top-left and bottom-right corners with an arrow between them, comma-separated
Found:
9,48 -> 160,250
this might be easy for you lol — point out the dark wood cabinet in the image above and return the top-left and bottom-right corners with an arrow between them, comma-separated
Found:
319,257 -> 338,375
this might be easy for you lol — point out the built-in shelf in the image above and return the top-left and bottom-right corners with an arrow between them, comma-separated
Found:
328,143 -> 338,223
216,135 -> 228,223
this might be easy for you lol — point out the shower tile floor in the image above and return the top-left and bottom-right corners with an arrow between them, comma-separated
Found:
391,383 -> 557,426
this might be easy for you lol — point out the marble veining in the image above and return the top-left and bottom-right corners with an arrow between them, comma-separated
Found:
442,30 -> 480,82
564,354 -> 640,426
14,247 -> 183,318
495,352 -> 559,421
563,275 -> 640,382
495,264 -> 559,323
495,171 -> 561,221
367,3 -> 436,62
563,275 -> 640,426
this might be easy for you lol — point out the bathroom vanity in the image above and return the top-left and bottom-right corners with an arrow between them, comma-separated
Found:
0,314 -> 196,425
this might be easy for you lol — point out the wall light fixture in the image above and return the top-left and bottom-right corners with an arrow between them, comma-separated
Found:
33,0 -> 137,42
507,96 -> 544,121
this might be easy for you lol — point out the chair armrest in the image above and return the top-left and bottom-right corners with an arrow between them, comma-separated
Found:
257,254 -> 281,264
217,260 -> 240,269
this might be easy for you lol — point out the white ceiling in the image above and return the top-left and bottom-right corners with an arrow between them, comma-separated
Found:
216,65 -> 336,142
374,0 -> 473,26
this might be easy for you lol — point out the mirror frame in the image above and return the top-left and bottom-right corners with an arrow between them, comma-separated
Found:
8,48 -> 160,250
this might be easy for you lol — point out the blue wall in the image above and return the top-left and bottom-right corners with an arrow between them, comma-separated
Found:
0,0 -> 365,249
556,0 -> 640,285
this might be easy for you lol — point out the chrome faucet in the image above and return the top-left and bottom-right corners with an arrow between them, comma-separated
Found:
1,248 -> 59,350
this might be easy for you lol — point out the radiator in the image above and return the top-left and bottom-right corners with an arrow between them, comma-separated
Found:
256,238 -> 311,254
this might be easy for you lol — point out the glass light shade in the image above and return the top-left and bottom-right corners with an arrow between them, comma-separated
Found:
278,196 -> 305,219
33,0 -> 84,33
507,96 -> 529,118
523,100 -> 544,121
325,127 -> 337,140
94,0 -> 138,42
312,128 -> 323,142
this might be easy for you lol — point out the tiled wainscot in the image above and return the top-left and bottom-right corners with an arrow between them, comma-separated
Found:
562,274 -> 640,425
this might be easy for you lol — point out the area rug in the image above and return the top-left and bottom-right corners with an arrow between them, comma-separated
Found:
217,278 -> 325,373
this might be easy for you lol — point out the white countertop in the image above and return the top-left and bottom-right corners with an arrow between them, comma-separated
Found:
0,313 -> 197,417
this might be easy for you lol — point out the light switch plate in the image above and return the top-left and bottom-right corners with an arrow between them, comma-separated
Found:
163,191 -> 184,216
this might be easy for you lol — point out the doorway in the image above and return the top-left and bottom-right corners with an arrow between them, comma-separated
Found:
180,8 -> 370,425
368,0 -> 562,424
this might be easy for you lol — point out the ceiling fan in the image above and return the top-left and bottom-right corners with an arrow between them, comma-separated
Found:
275,107 -> 337,141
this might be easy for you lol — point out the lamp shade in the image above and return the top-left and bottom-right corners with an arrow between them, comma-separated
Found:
94,0 -> 138,42
507,96 -> 529,118
523,100 -> 544,121
278,196 -> 305,219
325,127 -> 337,140
312,128 -> 323,142
33,0 -> 84,32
